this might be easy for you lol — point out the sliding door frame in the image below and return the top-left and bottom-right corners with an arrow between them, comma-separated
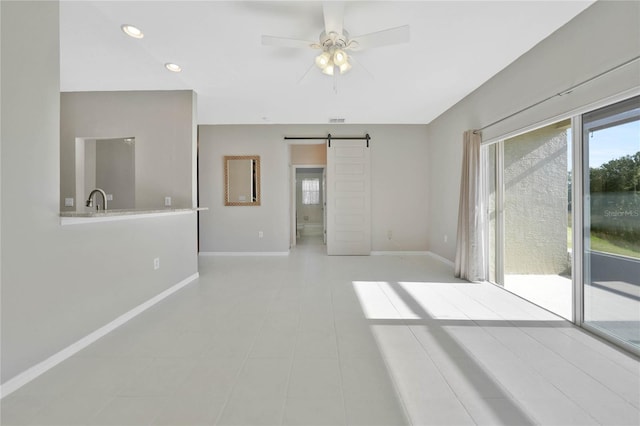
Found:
495,141 -> 506,286
571,115 -> 585,325
483,89 -> 640,353
578,97 -> 640,356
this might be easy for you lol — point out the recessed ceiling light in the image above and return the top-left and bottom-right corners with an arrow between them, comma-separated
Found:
121,24 -> 144,39
164,63 -> 182,73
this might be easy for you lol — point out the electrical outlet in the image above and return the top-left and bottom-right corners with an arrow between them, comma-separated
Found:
64,197 -> 74,207
153,258 -> 160,270
106,194 -> 113,201
164,197 -> 172,207
258,231 -> 264,238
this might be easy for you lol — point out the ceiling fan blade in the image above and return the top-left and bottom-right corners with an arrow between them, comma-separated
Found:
297,62 -> 317,85
348,25 -> 410,51
261,35 -> 319,49
322,1 -> 344,35
348,55 -> 375,81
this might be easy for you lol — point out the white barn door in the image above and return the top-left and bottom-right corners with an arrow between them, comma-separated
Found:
326,139 -> 371,255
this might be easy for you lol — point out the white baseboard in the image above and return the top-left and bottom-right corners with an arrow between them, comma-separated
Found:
199,252 -> 289,256
371,251 -> 430,256
426,251 -> 455,267
0,272 -> 199,399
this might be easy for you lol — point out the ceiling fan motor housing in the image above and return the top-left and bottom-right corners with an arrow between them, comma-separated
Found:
320,30 -> 349,49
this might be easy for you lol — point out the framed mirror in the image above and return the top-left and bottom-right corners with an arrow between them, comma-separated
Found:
224,155 -> 261,206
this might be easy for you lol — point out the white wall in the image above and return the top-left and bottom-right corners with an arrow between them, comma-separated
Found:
60,90 -> 197,210
1,1 -> 198,384
199,124 -> 429,253
427,0 -> 640,262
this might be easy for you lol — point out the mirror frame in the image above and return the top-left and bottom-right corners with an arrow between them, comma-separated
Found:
224,155 -> 261,206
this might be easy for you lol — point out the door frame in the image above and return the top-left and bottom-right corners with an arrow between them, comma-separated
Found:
290,164 -> 327,248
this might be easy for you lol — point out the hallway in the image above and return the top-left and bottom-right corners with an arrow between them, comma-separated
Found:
2,240 -> 639,425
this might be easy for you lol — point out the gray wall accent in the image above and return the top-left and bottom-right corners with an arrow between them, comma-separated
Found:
95,138 -> 135,210
199,124 -> 429,253
427,0 -> 640,262
60,90 -> 197,211
1,1 -> 198,383
83,139 -> 97,202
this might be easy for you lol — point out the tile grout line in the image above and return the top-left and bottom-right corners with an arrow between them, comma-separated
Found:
462,285 -> 603,425
330,277 -> 352,426
278,279 -> 304,426
517,323 -> 640,410
381,279 -> 534,426
373,280 -> 425,426
210,302 -> 268,425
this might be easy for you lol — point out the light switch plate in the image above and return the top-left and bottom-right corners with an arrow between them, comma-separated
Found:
64,197 -> 74,207
164,197 -> 172,206
106,194 -> 113,201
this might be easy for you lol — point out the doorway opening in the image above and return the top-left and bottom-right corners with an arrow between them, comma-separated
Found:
288,143 -> 327,249
292,165 -> 326,245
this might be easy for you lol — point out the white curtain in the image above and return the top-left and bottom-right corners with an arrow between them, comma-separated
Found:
454,130 -> 487,282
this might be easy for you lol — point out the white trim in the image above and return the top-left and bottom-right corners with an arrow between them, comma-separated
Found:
60,209 -> 198,226
0,272 -> 199,399
199,252 -> 289,256
426,251 -> 455,267
371,251 -> 430,256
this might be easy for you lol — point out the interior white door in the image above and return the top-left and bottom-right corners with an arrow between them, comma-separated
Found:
326,139 -> 371,255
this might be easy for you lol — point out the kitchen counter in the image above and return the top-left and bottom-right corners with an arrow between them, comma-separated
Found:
60,207 -> 207,225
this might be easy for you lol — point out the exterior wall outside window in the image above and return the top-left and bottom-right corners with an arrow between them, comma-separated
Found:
504,122 -> 570,275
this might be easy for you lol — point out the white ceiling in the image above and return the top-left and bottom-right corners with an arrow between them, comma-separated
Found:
60,1 -> 594,125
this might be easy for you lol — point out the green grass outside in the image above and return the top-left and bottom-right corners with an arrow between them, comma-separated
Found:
568,226 -> 640,259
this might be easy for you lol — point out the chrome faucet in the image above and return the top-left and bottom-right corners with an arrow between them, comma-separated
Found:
86,188 -> 108,211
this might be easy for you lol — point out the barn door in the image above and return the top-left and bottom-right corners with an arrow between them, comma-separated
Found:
326,139 -> 371,255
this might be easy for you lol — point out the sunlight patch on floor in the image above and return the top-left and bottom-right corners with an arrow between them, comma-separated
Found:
504,274 -> 572,320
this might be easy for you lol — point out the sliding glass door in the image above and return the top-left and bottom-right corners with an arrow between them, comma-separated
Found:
486,120 -> 573,320
582,96 -> 640,350
485,95 -> 639,351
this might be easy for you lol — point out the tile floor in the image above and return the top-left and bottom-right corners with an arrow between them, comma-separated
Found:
1,236 -> 639,425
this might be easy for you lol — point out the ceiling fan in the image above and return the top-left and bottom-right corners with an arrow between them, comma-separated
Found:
261,2 -> 410,79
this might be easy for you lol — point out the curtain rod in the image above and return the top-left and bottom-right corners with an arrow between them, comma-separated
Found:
284,133 -> 371,147
473,55 -> 640,135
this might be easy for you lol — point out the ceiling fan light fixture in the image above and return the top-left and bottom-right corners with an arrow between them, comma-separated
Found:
332,49 -> 348,66
321,63 -> 335,76
315,52 -> 331,69
339,62 -> 352,74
